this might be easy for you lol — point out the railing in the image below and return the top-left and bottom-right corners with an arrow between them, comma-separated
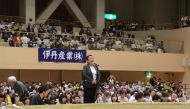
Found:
0,15 -> 25,23
0,15 -> 187,30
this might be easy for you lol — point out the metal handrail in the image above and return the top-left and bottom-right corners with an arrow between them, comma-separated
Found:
0,15 -> 185,30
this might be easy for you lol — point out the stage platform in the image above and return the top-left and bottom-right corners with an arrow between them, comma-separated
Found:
18,103 -> 190,109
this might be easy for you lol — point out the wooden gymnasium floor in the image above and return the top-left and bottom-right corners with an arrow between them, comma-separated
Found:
10,103 -> 190,109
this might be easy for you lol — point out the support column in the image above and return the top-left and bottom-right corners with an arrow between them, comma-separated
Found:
63,0 -> 92,28
36,0 -> 63,24
25,0 -> 35,24
96,0 -> 105,30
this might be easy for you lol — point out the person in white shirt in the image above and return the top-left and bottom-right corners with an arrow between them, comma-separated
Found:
145,41 -> 153,52
70,38 -> 79,49
129,92 -> 137,103
21,34 -> 30,47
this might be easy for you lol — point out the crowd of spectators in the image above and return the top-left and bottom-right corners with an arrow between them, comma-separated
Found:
0,75 -> 188,108
105,20 -> 156,32
0,19 -> 165,53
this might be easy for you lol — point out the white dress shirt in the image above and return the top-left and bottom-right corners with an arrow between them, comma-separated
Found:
90,66 -> 97,80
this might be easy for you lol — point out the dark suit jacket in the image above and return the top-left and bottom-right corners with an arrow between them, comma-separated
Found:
13,81 -> 29,100
82,64 -> 100,88
30,94 -> 44,105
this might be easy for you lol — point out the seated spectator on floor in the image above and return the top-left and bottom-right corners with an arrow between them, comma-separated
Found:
30,85 -> 50,105
118,90 -> 128,103
161,91 -> 170,102
59,94 -> 68,104
143,91 -> 151,102
23,97 -> 30,105
177,90 -> 186,102
12,93 -> 24,106
135,92 -> 144,102
111,94 -> 119,103
152,94 -> 161,102
169,93 -> 179,102
96,90 -> 112,103
0,94 -> 6,106
107,75 -> 116,85
149,90 -> 157,102
72,95 -> 81,104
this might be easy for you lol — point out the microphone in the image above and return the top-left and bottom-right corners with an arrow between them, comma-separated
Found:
93,63 -> 99,67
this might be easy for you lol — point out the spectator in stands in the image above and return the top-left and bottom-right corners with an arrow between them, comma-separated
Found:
7,76 -> 29,102
33,24 -> 38,34
13,33 -> 21,47
145,40 -> 153,52
181,16 -> 188,27
157,41 -> 165,53
150,25 -> 156,31
86,28 -> 92,36
40,42 -> 47,48
70,37 -> 79,49
79,28 -> 85,35
27,23 -> 33,32
21,33 -> 30,47
117,29 -> 124,37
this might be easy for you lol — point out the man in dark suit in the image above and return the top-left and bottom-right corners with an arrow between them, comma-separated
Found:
82,55 -> 100,103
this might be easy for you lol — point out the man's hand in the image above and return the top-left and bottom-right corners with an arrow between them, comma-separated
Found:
92,80 -> 97,85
